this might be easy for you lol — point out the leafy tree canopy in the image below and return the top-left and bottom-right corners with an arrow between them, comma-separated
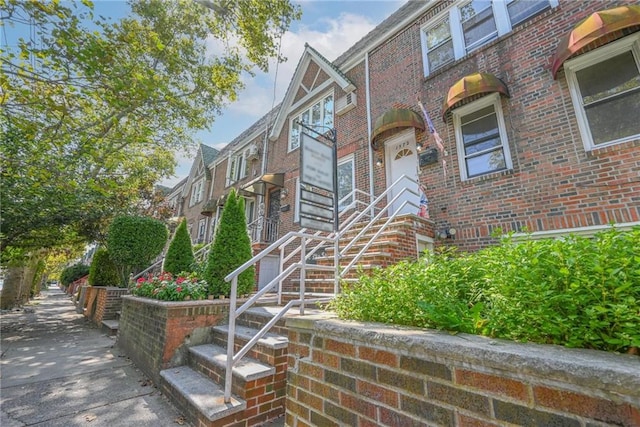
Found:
0,0 -> 301,253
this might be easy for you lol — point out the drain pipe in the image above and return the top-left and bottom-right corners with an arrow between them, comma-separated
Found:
365,50 -> 375,217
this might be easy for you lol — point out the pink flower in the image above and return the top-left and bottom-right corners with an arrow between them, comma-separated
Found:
176,277 -> 186,284
176,287 -> 182,293
137,277 -> 145,283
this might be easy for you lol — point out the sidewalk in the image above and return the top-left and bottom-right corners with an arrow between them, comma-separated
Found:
0,288 -> 191,427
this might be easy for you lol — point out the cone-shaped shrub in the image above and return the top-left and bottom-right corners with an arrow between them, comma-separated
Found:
204,189 -> 255,297
88,247 -> 120,286
163,218 -> 195,275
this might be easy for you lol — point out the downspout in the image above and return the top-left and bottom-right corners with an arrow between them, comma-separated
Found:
365,50 -> 375,216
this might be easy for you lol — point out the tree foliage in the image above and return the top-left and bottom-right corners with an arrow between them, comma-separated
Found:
0,0 -> 301,252
88,247 -> 120,286
106,215 -> 168,286
163,218 -> 195,275
60,263 -> 90,287
204,189 -> 254,296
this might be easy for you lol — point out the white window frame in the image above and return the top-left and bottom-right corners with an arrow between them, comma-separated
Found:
294,178 -> 301,223
198,218 -> 207,242
452,92 -> 512,181
421,0 -> 557,76
564,34 -> 640,152
190,178 -> 204,206
337,155 -> 355,212
226,149 -> 249,186
288,91 -> 334,152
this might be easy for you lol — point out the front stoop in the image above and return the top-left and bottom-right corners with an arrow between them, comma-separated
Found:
159,308 -> 290,427
160,367 -> 246,425
101,319 -> 119,336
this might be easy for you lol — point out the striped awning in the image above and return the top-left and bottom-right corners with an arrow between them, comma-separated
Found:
551,5 -> 640,79
442,73 -> 510,121
371,108 -> 425,149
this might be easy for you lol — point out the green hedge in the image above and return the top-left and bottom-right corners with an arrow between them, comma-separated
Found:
329,227 -> 640,353
60,263 -> 90,286
88,247 -> 120,286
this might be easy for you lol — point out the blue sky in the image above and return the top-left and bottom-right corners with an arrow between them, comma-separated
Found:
3,0 -> 405,186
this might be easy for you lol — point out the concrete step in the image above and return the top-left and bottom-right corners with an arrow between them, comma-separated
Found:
212,324 -> 288,350
212,324 -> 288,368
101,320 -> 118,336
160,366 -> 246,425
190,343 -> 275,382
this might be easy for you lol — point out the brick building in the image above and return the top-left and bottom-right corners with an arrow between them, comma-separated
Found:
177,0 -> 640,262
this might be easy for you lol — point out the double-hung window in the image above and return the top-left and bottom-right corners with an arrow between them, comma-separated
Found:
421,0 -> 556,76
453,93 -> 512,180
226,150 -> 248,186
289,93 -> 334,151
564,34 -> 640,150
190,179 -> 204,206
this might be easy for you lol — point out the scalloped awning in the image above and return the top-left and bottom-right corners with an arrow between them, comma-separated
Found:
441,72 -> 510,121
551,5 -> 640,79
240,173 -> 284,196
371,108 -> 425,149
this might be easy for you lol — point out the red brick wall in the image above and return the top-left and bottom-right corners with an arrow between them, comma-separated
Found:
117,296 -> 230,385
91,287 -> 129,326
285,317 -> 640,427
366,0 -> 640,251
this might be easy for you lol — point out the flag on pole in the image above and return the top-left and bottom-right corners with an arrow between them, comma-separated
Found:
418,99 -> 447,177
418,183 -> 430,218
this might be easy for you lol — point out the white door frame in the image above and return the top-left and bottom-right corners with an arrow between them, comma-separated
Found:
384,129 -> 419,216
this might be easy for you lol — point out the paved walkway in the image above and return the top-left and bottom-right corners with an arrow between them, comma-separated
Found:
0,288 -> 190,427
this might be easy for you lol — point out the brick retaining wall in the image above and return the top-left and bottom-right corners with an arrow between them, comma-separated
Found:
91,287 -> 129,326
117,296 -> 230,385
285,317 -> 640,426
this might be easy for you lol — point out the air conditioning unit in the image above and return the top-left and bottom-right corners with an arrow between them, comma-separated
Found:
246,144 -> 260,161
335,91 -> 357,116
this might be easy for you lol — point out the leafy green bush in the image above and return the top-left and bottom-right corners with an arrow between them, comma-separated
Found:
204,190 -> 255,297
330,227 -> 640,353
107,215 -> 168,286
163,218 -> 195,275
88,247 -> 120,286
131,272 -> 207,301
60,263 -> 90,286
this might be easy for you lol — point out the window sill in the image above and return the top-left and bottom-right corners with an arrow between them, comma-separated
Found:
461,168 -> 514,185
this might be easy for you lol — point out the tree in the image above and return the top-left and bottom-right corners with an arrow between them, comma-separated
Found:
107,215 -> 168,286
0,0 -> 300,308
163,218 -> 195,275
204,189 -> 255,297
88,247 -> 120,287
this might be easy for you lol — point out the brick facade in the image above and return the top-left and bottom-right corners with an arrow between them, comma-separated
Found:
285,317 -> 640,427
90,287 -> 128,326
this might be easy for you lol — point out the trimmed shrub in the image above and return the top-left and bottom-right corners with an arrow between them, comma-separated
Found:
60,263 -> 90,287
330,227 -> 640,353
107,215 -> 168,286
88,247 -> 120,286
204,189 -> 255,297
163,218 -> 195,275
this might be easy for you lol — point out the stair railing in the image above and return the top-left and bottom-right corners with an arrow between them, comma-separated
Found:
131,241 -> 212,281
223,230 -> 336,402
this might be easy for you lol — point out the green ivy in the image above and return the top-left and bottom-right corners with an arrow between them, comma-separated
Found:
329,227 -> 640,353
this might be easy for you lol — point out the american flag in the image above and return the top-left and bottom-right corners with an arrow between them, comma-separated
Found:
418,100 -> 447,177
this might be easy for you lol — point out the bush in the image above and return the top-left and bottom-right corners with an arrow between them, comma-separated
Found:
163,218 -> 195,275
131,272 -> 207,301
60,263 -> 90,287
203,189 -> 255,297
88,247 -> 120,286
107,215 -> 168,286
329,227 -> 640,353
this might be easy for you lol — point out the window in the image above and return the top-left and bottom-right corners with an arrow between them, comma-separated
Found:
337,156 -> 355,211
244,197 -> 255,224
564,34 -> 640,150
421,0 -> 555,76
453,93 -> 512,180
289,93 -> 334,151
190,179 -> 204,206
197,219 -> 206,243
226,149 -> 249,186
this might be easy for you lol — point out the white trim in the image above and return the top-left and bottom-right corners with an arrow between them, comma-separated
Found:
287,90 -> 335,153
510,222 -> 640,242
416,233 -> 435,255
452,92 -> 512,181
563,33 -> 640,151
337,154 -> 355,211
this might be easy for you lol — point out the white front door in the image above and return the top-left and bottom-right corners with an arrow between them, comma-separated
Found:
385,130 -> 420,216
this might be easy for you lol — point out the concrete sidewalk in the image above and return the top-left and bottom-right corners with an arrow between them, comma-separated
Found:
0,288 -> 191,427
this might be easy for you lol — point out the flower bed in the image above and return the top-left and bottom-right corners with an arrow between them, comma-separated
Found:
131,272 -> 207,301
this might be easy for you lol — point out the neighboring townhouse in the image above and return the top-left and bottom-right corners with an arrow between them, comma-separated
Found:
165,177 -> 187,217
172,144 -> 219,244
197,0 -> 640,269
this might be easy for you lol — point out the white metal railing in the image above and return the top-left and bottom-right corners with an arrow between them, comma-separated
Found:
220,174 -> 424,402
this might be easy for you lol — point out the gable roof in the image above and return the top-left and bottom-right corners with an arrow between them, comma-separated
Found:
201,144 -> 219,167
269,43 -> 355,140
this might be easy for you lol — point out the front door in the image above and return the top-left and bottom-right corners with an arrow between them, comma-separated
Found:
385,130 -> 419,216
265,189 -> 281,242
